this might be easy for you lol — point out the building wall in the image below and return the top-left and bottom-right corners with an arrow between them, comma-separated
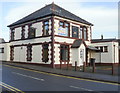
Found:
8,16 -> 92,66
9,17 -> 52,64
11,17 -> 51,41
0,43 -> 10,61
13,44 -> 51,64
54,17 -> 92,43
90,42 -> 119,63
72,43 -> 86,66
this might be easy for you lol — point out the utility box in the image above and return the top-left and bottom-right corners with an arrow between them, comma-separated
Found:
89,58 -> 95,66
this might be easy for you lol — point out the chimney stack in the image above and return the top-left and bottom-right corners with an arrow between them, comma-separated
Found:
101,35 -> 103,39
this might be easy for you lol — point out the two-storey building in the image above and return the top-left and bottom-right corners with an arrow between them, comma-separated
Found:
7,3 -> 94,68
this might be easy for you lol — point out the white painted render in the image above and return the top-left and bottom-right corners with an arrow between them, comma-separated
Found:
72,43 -> 86,66
90,41 -> 119,63
0,43 -> 10,61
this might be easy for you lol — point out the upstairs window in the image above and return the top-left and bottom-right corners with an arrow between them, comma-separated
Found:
60,45 -> 69,61
80,27 -> 83,39
43,20 -> 49,36
0,48 -> 4,53
58,21 -> 69,36
83,27 -> 87,40
100,47 -> 103,52
21,26 -> 25,39
59,21 -> 64,27
72,26 -> 79,38
11,28 -> 15,41
28,27 -> 36,39
27,45 -> 32,61
80,26 -> 87,40
42,44 -> 49,62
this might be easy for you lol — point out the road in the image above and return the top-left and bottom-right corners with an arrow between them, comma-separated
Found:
1,64 -> 120,92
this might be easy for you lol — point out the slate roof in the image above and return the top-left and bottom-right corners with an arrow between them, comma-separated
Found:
8,3 -> 93,27
0,38 -> 5,43
87,46 -> 100,51
91,38 -> 118,43
71,39 -> 85,48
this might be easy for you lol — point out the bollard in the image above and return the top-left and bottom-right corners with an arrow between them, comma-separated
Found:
112,63 -> 115,75
92,62 -> 95,73
60,62 -> 62,69
75,61 -> 77,71
83,62 -> 86,72
67,62 -> 69,70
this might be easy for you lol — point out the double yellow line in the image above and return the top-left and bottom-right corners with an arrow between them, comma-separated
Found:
0,82 -> 24,93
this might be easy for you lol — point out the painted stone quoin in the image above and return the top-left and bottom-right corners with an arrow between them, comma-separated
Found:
0,3 -> 119,68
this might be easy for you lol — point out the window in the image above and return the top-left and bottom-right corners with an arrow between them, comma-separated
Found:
100,47 -> 103,52
27,45 -> 32,61
10,46 -> 14,61
28,27 -> 36,38
21,26 -> 25,39
59,21 -> 69,36
83,27 -> 87,40
59,21 -> 64,27
43,20 -> 49,36
60,45 -> 69,61
11,28 -> 15,41
104,46 -> 108,52
42,44 -> 49,62
80,27 -> 83,39
72,26 -> 79,38
0,48 -> 4,53
95,47 -> 98,49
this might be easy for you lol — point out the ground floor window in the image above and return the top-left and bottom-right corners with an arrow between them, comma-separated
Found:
42,44 -> 49,62
27,45 -> 32,61
0,48 -> 4,53
60,45 -> 69,61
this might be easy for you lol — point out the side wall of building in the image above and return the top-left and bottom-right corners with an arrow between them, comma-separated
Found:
0,43 -> 10,61
89,42 -> 119,63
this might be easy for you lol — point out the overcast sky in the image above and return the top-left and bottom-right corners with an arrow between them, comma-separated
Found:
0,0 -> 119,41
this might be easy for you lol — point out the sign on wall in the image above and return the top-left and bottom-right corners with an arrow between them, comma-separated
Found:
57,27 -> 68,36
80,49 -> 84,58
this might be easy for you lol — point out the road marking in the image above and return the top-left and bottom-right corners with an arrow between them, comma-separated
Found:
4,64 -> 120,86
0,82 -> 24,93
12,72 -> 44,81
70,85 -> 93,91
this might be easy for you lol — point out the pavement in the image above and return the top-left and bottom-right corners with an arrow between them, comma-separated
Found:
2,61 -> 120,84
